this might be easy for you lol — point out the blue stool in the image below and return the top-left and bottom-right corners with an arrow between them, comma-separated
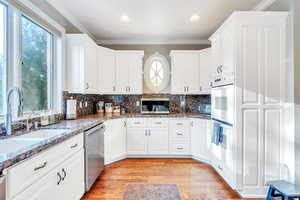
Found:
267,180 -> 300,200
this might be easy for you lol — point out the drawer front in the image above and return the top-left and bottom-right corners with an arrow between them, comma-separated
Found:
169,119 -> 190,129
151,118 -> 169,128
169,142 -> 190,155
7,133 -> 83,199
127,118 -> 148,128
169,128 -> 190,140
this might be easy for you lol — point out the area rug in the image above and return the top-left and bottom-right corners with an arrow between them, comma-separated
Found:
123,184 -> 181,200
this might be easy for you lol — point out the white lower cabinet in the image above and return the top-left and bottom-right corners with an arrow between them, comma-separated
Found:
126,118 -> 169,155
104,119 -> 127,165
8,134 -> 85,200
127,128 -> 148,155
147,129 -> 169,154
191,119 -> 211,162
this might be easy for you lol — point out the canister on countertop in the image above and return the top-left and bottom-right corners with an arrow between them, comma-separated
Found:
96,101 -> 105,113
105,103 -> 113,113
113,106 -> 121,114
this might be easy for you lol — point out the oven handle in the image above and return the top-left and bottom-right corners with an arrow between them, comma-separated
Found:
212,118 -> 233,127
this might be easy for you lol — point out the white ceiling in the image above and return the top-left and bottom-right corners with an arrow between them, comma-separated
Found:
47,0 -> 263,43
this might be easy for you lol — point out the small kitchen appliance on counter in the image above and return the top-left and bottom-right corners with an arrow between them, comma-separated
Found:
141,98 -> 170,114
66,98 -> 77,120
96,101 -> 104,113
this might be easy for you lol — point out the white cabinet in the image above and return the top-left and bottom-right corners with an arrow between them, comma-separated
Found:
115,51 -> 144,94
148,129 -> 169,154
169,119 -> 191,155
191,119 -> 211,162
66,34 -> 98,94
104,119 -> 127,165
170,51 -> 200,94
126,118 -> 169,155
9,134 -> 85,200
209,12 -> 292,198
199,48 -> 212,94
98,46 -> 116,94
127,128 -> 148,155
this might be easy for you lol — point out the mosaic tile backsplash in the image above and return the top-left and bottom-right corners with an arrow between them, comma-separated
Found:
63,92 -> 211,117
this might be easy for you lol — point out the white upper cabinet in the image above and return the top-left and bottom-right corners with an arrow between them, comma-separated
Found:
115,51 -> 144,94
66,34 -> 98,94
98,46 -> 116,94
209,19 -> 235,87
170,51 -> 200,94
199,48 -> 212,94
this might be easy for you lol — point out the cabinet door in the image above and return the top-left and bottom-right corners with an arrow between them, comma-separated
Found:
110,119 -> 127,161
171,53 -> 186,94
211,33 -> 222,79
185,52 -> 200,94
148,129 -> 169,154
60,150 -> 85,200
220,25 -> 234,77
85,39 -> 98,94
98,47 -> 116,94
191,119 -> 211,162
128,54 -> 143,94
127,128 -> 148,155
199,48 -> 212,94
115,53 -> 129,94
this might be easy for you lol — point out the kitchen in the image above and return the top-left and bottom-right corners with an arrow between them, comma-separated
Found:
0,0 -> 298,200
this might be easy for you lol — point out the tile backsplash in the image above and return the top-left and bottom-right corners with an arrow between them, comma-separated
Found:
63,92 -> 211,117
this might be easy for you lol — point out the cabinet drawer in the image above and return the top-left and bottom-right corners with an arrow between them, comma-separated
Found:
169,142 -> 190,155
127,118 -> 147,128
169,119 -> 190,129
151,118 -> 169,128
7,133 -> 83,199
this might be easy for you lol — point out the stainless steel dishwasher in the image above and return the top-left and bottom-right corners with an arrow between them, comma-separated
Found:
85,123 -> 105,191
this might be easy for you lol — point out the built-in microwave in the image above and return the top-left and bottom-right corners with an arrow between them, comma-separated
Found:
211,84 -> 234,125
141,98 -> 170,114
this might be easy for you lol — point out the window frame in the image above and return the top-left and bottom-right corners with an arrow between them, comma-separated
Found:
20,14 -> 55,113
0,0 -> 63,120
144,52 -> 170,93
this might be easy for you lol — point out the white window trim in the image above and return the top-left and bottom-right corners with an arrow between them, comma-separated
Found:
0,0 -> 65,121
144,52 -> 170,93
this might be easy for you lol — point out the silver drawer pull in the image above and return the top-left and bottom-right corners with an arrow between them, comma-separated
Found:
177,133 -> 183,136
34,162 -> 47,171
155,122 -> 162,124
218,165 -> 223,170
134,122 -> 141,124
70,144 -> 78,149
177,147 -> 184,150
176,123 -> 183,125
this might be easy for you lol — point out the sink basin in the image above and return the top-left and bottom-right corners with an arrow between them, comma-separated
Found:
15,129 -> 69,140
0,138 -> 44,161
0,129 -> 69,162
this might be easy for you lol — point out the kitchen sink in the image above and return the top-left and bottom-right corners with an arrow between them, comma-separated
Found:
0,129 -> 70,161
15,129 -> 69,140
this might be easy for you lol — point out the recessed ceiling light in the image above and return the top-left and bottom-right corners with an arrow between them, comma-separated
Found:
121,15 -> 130,22
190,14 -> 200,22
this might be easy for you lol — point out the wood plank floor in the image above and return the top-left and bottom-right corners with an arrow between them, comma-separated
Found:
82,158 -> 263,200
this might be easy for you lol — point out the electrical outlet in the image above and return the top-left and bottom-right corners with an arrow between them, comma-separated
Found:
85,101 -> 88,108
136,101 -> 140,106
79,102 -> 83,108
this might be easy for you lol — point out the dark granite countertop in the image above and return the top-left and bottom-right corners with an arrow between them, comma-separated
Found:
0,113 -> 210,172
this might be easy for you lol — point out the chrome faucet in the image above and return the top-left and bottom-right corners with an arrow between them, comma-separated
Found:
5,87 -> 23,136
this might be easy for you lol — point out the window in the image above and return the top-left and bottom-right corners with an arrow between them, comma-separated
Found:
144,52 -> 170,93
0,0 -> 63,119
0,2 -> 6,115
150,60 -> 164,87
21,16 -> 53,112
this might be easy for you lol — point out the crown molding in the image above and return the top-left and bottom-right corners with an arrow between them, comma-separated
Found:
253,0 -> 277,11
97,39 -> 211,45
46,0 -> 97,41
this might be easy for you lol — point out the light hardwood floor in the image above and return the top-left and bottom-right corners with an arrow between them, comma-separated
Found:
82,158 -> 263,200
